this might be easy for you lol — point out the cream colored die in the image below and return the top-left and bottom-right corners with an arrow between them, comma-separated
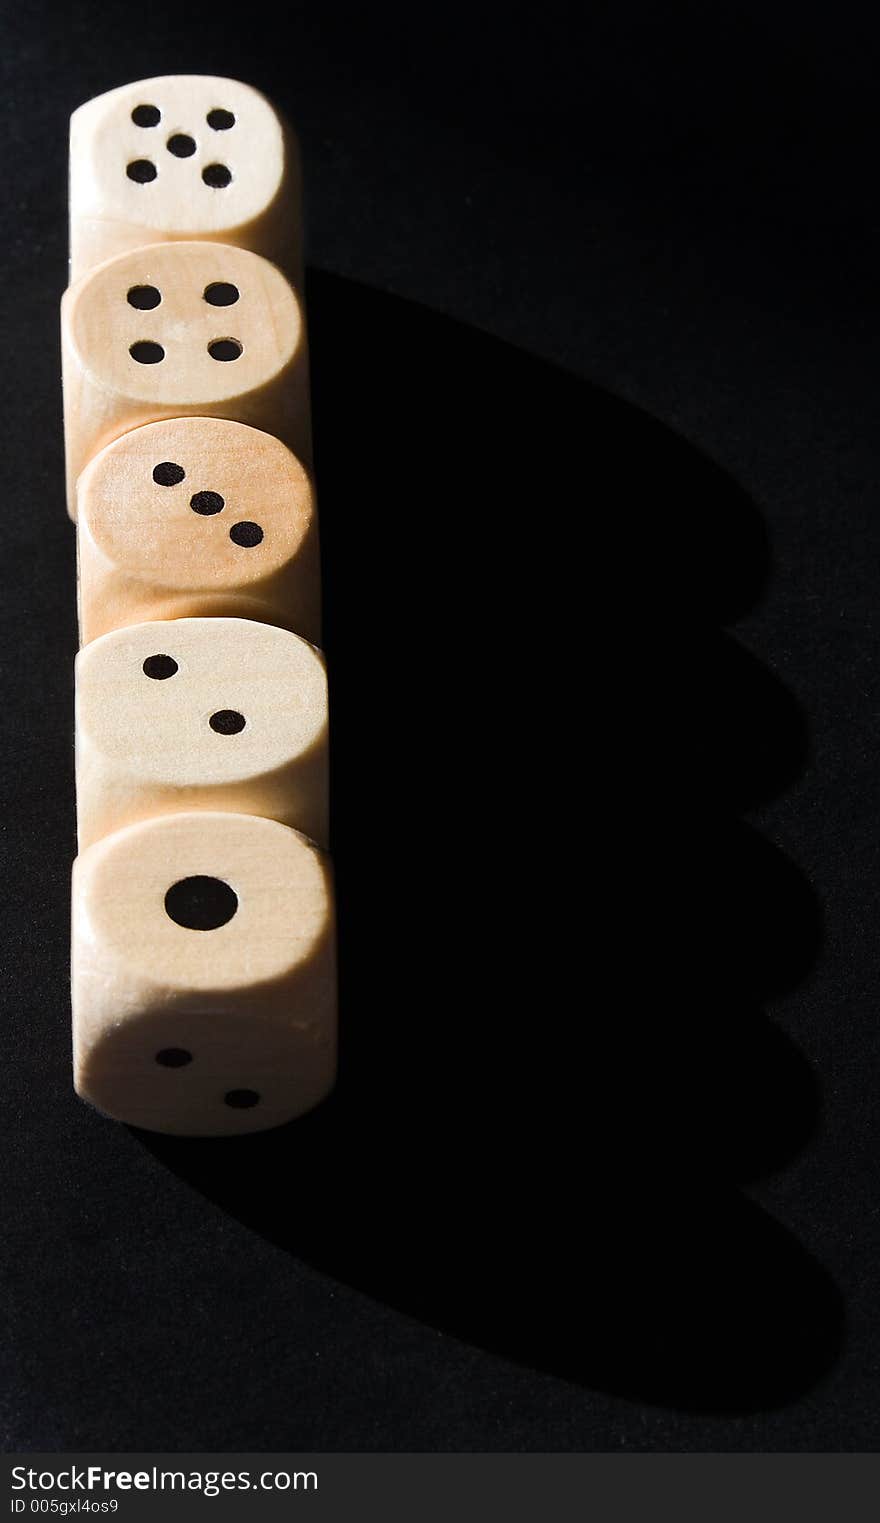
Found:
72,811 -> 336,1135
76,417 -> 321,646
75,618 -> 328,849
61,240 -> 310,513
69,75 -> 301,282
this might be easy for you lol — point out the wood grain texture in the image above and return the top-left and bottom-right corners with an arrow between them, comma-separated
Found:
76,417 -> 321,644
72,811 -> 336,1135
75,618 -> 328,848
61,240 -> 310,513
69,75 -> 301,283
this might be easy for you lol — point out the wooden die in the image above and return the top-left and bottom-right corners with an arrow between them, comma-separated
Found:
75,617 -> 329,849
72,811 -> 336,1135
69,75 -> 301,282
76,418 -> 320,645
61,240 -> 310,512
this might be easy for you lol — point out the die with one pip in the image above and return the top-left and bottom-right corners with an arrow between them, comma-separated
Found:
72,810 -> 337,1135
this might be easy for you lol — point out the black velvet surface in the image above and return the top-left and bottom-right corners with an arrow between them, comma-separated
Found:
1,0 -> 877,1451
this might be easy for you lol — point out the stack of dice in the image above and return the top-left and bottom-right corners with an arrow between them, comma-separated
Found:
63,76 -> 336,1136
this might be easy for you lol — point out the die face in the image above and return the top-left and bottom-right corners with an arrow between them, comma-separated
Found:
72,812 -> 336,1135
65,241 -> 303,407
79,1007 -> 333,1136
77,417 -> 314,594
70,77 -> 292,268
76,618 -> 328,842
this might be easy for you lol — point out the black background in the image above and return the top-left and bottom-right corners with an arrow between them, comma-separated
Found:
1,0 -> 878,1451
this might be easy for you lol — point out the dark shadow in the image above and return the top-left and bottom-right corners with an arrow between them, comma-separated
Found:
140,271 -> 841,1413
